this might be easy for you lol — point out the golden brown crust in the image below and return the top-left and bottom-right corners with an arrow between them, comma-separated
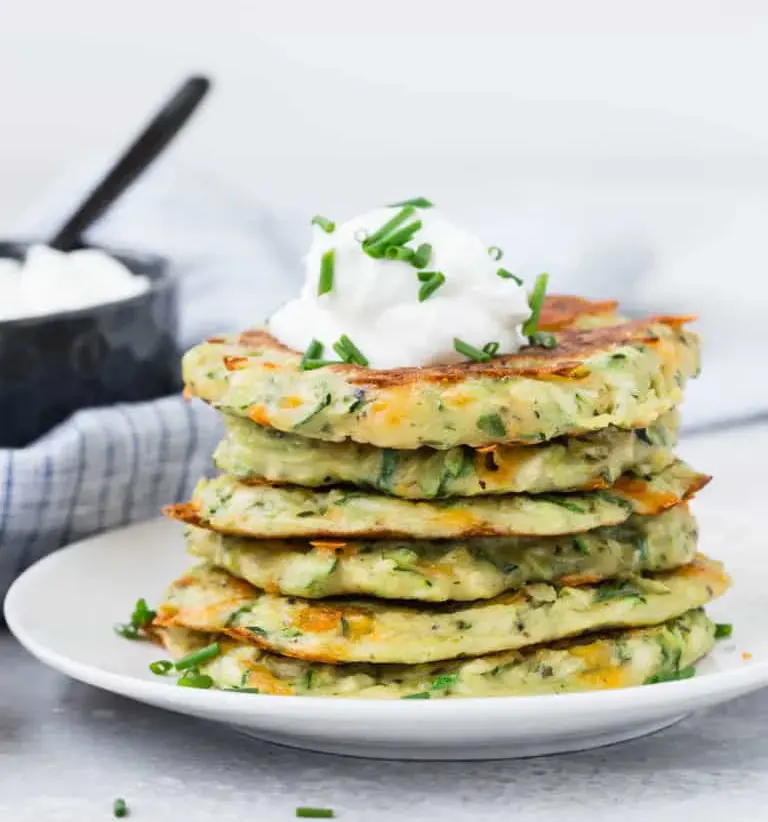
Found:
163,502 -> 204,527
162,471 -> 711,540
153,556 -> 729,665
234,313 -> 695,388
537,295 -> 619,330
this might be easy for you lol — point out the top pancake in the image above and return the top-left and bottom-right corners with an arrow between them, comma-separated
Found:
182,295 -> 699,449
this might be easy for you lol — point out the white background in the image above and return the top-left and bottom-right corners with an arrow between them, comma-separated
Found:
3,0 -> 768,221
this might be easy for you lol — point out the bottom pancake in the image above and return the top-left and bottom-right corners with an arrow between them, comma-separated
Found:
155,555 -> 729,664
156,609 -> 715,699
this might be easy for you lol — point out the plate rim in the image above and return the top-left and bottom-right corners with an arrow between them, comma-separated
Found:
5,515 -> 768,721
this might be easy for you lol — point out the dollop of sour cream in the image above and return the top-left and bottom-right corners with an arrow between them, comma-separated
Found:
0,245 -> 149,322
269,205 -> 532,369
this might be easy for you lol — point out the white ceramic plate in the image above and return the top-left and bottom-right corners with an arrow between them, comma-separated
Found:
4,494 -> 767,760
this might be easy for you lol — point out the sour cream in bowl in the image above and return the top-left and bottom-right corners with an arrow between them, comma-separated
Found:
0,241 -> 178,448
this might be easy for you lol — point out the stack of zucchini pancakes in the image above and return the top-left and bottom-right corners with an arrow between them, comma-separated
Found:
153,295 -> 730,699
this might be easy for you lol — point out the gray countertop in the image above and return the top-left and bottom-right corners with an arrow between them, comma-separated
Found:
3,423 -> 768,822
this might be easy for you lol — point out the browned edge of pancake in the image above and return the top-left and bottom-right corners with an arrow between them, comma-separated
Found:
161,472 -> 710,540
218,313 -> 696,388
538,295 -> 619,330
152,554 -> 727,665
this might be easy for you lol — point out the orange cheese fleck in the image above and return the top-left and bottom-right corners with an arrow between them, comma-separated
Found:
571,643 -> 628,690
475,444 -> 497,454
309,541 -> 352,559
435,509 -> 482,532
342,612 -> 376,640
295,607 -> 343,633
644,337 -> 679,373
612,476 -> 680,513
582,476 -> 610,491
742,652 -> 753,661
182,385 -> 192,401
559,573 -> 603,588
244,664 -> 294,695
279,396 -> 304,409
223,355 -> 249,371
367,397 -> 406,427
534,366 -> 591,382
474,446 -> 525,489
580,665 -> 627,690
248,405 -> 271,426
653,314 -> 697,329
153,605 -> 179,623
674,555 -> 731,592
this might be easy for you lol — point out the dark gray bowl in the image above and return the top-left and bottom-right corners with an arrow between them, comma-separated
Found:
0,241 -> 179,448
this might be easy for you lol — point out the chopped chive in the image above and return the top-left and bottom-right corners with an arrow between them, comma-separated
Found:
418,271 -> 446,302
594,490 -> 635,510
477,413 -> 506,438
410,242 -> 432,269
332,334 -> 369,367
430,673 -> 459,691
149,660 -> 173,675
529,331 -> 557,349
522,272 -> 549,337
177,669 -> 214,689
482,341 -> 500,356
453,338 -> 491,362
572,536 -> 590,555
301,359 -> 342,371
130,597 -> 156,628
389,197 -> 433,208
296,807 -> 335,819
541,496 -> 585,514
714,623 -> 733,639
594,581 -> 646,603
300,339 -> 324,370
646,665 -> 696,685
229,686 -> 262,693
488,246 -> 504,261
363,206 -> 415,249
317,250 -> 335,296
114,623 -> 140,640
497,268 -> 523,285
385,245 -> 415,261
113,797 -> 129,818
365,220 -> 422,257
332,338 -> 351,363
311,215 -> 335,233
174,642 -> 220,671
417,270 -> 434,282
402,691 -> 431,699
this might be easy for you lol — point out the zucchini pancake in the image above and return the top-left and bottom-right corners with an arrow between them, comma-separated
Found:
155,556 -> 727,664
214,409 -> 680,498
133,200 -> 729,699
183,313 -> 698,450
167,459 -> 707,540
183,505 -> 697,601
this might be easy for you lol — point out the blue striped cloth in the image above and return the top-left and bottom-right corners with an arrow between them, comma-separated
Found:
0,163 -> 305,602
0,397 -> 220,598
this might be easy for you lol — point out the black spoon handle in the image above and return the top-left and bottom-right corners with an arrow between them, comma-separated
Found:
49,75 -> 212,252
